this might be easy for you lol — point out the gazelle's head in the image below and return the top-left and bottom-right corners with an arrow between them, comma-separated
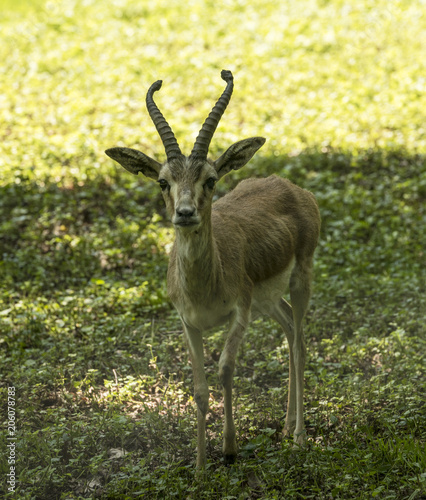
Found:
106,70 -> 265,231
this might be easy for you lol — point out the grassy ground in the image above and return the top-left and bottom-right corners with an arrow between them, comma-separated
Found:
0,0 -> 425,499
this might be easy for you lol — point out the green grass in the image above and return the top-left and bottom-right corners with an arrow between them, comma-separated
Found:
1,0 -> 425,498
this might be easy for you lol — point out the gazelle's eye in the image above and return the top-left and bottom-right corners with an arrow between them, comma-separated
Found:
204,178 -> 216,190
158,179 -> 169,191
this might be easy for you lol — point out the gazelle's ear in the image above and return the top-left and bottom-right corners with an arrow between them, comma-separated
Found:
213,137 -> 266,179
105,147 -> 161,180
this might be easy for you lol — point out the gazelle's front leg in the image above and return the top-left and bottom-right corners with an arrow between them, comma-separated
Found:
183,321 -> 209,468
218,307 -> 249,464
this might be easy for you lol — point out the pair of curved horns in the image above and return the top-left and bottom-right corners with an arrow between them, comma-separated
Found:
146,70 -> 234,161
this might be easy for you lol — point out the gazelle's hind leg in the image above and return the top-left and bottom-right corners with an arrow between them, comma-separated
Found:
289,258 -> 313,444
270,298 -> 296,436
253,258 -> 312,444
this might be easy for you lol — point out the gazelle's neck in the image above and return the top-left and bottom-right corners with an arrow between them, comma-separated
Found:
175,221 -> 219,300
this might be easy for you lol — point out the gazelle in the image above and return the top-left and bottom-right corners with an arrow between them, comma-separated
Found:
105,70 -> 320,467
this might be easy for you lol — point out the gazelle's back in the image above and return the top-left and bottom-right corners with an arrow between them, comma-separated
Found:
212,175 -> 320,283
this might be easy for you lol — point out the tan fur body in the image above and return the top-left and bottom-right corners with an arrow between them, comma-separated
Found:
167,175 -> 320,333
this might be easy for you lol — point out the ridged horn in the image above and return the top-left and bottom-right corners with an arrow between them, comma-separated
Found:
190,70 -> 234,159
146,80 -> 182,160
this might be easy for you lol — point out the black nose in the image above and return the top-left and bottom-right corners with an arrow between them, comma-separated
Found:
176,207 -> 195,217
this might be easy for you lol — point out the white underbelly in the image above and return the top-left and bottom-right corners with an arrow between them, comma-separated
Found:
251,258 -> 295,317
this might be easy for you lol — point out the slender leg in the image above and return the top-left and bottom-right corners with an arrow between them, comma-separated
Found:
183,322 -> 209,468
270,298 -> 296,436
218,308 -> 248,464
289,260 -> 312,445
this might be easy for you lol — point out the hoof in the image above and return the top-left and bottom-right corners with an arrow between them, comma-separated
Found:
224,454 -> 236,466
